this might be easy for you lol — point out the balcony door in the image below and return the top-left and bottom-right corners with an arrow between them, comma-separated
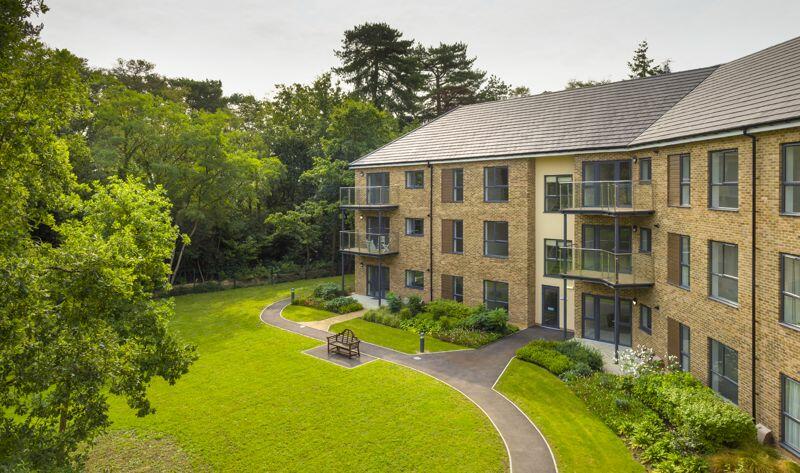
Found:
582,293 -> 632,346
581,224 -> 632,274
582,160 -> 632,208
366,265 -> 390,298
366,216 -> 389,252
542,285 -> 560,328
366,172 -> 389,205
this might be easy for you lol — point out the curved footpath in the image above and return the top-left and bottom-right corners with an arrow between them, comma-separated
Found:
260,299 -> 562,473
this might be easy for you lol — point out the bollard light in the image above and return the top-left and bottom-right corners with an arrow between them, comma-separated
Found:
419,331 -> 425,353
290,288 -> 295,304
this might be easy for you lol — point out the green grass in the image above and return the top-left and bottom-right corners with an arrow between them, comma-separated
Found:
281,304 -> 339,322
91,275 -> 506,472
329,317 -> 467,354
495,360 -> 643,473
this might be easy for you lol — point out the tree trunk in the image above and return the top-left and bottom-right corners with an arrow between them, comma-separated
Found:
59,398 -> 69,433
170,220 -> 198,285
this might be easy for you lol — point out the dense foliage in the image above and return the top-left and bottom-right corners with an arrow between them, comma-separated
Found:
292,282 -> 363,314
515,340 -> 603,377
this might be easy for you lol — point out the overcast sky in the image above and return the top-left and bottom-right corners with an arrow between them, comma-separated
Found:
40,0 -> 800,98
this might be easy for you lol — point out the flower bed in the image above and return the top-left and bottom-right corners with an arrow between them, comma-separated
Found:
291,282 -> 363,314
361,295 -> 518,348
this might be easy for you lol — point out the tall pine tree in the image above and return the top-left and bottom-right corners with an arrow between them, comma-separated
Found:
627,40 -> 671,78
419,42 -> 486,117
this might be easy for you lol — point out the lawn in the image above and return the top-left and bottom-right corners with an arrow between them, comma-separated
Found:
281,304 -> 339,322
495,359 -> 643,473
88,275 -> 506,472
329,317 -> 467,354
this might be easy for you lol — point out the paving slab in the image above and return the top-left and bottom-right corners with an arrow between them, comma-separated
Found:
302,345 -> 377,368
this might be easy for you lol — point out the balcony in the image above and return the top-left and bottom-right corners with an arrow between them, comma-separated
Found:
558,180 -> 654,215
559,247 -> 654,288
340,186 -> 399,210
339,231 -> 399,256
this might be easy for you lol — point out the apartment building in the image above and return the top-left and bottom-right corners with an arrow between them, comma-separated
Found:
339,36 -> 800,458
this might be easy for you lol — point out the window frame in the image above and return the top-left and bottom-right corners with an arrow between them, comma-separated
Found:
544,174 -> 572,212
404,269 -> 424,290
680,154 -> 691,206
483,280 -> 509,311
781,374 -> 800,457
452,275 -> 464,302
709,338 -> 739,405
680,235 -> 691,289
639,158 -> 652,183
639,227 -> 652,253
782,143 -> 800,216
544,238 -> 572,277
404,218 -> 424,237
452,168 -> 464,203
484,221 -> 509,258
484,166 -> 509,202
709,240 -> 739,306
452,220 -> 464,254
781,253 -> 800,329
679,323 -> 691,372
639,304 -> 652,334
708,149 -> 739,210
405,170 -> 424,189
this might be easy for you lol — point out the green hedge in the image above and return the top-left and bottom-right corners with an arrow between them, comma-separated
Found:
516,343 -> 573,375
515,340 -> 603,378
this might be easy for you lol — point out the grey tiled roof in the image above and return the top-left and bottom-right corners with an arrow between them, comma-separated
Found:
350,35 -> 800,168
350,67 -> 717,167
632,36 -> 800,145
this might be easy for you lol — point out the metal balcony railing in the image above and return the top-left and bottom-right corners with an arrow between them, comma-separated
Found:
339,186 -> 398,208
558,180 -> 654,214
339,231 -> 399,255
559,247 -> 654,287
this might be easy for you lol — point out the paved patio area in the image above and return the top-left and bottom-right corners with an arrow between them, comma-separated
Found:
260,298 -> 566,473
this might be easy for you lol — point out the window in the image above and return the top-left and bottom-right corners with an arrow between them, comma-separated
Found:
405,170 -> 424,189
484,221 -> 508,258
484,280 -> 509,311
582,294 -> 632,346
405,218 -> 423,236
453,220 -> 464,254
639,227 -> 651,253
639,158 -> 652,182
366,172 -> 389,205
709,149 -> 738,209
709,339 -> 739,404
639,305 -> 652,334
484,166 -> 509,202
452,276 -> 464,302
405,270 -> 424,289
710,241 -> 738,305
544,175 -> 572,212
782,375 -> 800,455
668,233 -> 690,288
669,154 -> 691,206
544,239 -> 571,276
679,323 -> 691,372
782,254 -> 800,328
783,144 -> 800,214
453,168 -> 464,202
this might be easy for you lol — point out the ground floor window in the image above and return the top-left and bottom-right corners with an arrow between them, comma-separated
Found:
581,293 -> 631,346
709,339 -> 739,404
783,375 -> 800,455
679,323 -> 690,372
453,276 -> 464,302
483,280 -> 509,311
639,304 -> 652,334
405,270 -> 424,290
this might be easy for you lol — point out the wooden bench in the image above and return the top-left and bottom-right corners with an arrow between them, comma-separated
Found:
327,329 -> 361,358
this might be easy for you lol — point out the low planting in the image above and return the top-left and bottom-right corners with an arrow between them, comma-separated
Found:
515,339 -> 603,378
362,295 -> 518,348
292,282 -> 363,314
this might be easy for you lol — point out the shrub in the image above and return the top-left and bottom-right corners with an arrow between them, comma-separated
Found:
432,328 -> 503,348
312,282 -> 345,301
707,443 -> 800,473
516,343 -> 573,375
632,372 -> 756,451
397,307 -> 414,320
559,361 -> 593,381
619,345 -> 680,377
462,307 -> 510,333
554,340 -> 604,372
406,295 -> 425,316
424,299 -> 474,320
568,373 -> 660,436
321,296 -> 363,314
386,292 -> 402,313
363,308 -> 402,328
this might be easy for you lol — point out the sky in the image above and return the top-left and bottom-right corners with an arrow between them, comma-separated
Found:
40,0 -> 800,98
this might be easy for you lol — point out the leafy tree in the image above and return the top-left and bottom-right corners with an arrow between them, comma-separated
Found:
478,75 -> 530,102
301,156 -> 354,202
0,0 -> 47,59
627,40 -> 671,79
168,77 -> 224,111
265,200 -> 336,277
334,22 -> 423,118
418,42 -> 486,117
322,99 -> 398,162
565,78 -> 612,89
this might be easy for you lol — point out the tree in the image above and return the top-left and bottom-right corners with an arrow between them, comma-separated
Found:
334,22 -> 423,119
627,40 -> 671,79
322,99 -> 398,162
0,0 -> 47,59
565,78 -> 612,89
419,42 -> 486,117
478,75 -> 530,102
265,200 -> 336,277
168,77 -> 224,112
